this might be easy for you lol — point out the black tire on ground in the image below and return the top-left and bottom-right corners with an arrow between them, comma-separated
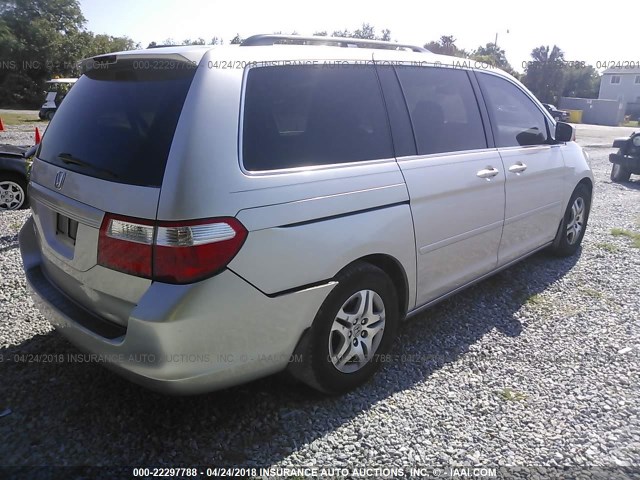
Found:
290,262 -> 399,394
550,183 -> 591,257
610,162 -> 631,183
45,110 -> 55,121
0,173 -> 29,211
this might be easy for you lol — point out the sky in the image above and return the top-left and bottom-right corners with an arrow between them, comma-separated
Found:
80,0 -> 635,73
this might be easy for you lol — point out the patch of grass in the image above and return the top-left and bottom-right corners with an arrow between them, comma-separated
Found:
611,228 -> 640,248
525,293 -> 545,306
0,111 -> 44,126
622,120 -> 640,128
595,242 -> 620,253
497,387 -> 527,402
580,287 -> 605,300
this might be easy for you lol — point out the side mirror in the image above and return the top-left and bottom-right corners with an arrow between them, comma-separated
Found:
555,122 -> 574,143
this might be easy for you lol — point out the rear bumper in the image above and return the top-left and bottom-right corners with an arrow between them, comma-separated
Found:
609,153 -> 640,171
19,216 -> 335,394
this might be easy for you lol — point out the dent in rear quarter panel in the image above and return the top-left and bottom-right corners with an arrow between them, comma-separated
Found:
229,195 -> 417,309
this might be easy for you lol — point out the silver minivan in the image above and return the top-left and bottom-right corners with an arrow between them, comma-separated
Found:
19,35 -> 593,394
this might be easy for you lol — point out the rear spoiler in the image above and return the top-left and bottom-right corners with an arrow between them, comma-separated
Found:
78,52 -> 203,74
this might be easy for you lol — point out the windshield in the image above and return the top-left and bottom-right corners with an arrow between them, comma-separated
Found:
38,64 -> 195,187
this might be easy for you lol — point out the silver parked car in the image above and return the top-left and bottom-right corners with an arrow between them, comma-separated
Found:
19,35 -> 593,394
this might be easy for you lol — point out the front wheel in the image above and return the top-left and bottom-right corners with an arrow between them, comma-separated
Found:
611,162 -> 631,183
291,262 -> 399,394
0,174 -> 28,210
550,184 -> 591,257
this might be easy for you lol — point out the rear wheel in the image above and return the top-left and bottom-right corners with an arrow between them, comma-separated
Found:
291,262 -> 399,394
611,162 -> 631,183
550,183 -> 591,257
0,174 -> 28,210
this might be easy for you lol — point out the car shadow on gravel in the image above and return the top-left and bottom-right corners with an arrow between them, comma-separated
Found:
0,249 -> 580,467
616,179 -> 640,191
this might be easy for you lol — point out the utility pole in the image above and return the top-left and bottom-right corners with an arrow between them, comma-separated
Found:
495,29 -> 509,49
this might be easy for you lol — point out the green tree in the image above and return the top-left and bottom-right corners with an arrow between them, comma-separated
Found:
1,0 -> 85,106
353,22 -> 375,39
423,35 -> 469,57
331,29 -> 350,37
471,42 -> 517,76
522,45 -> 566,103
0,0 -> 136,107
327,24 -> 391,41
80,33 -> 137,58
561,64 -> 601,99
182,37 -> 205,45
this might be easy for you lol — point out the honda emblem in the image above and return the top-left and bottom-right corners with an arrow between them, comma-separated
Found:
54,171 -> 66,190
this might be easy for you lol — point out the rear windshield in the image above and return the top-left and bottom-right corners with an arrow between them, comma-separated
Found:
38,63 -> 195,187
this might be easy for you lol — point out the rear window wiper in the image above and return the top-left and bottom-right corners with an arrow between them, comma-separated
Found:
57,153 -> 119,179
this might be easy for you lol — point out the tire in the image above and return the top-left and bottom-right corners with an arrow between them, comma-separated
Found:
550,183 -> 591,257
45,110 -> 55,121
611,162 -> 631,183
291,262 -> 399,394
0,173 -> 28,211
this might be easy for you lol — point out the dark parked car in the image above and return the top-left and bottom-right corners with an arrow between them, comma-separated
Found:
610,132 -> 640,182
0,144 -> 36,210
542,103 -> 570,122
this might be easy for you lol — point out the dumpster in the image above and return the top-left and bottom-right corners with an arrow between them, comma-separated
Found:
567,109 -> 583,123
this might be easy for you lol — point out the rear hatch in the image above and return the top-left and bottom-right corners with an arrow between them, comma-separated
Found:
29,55 -> 197,327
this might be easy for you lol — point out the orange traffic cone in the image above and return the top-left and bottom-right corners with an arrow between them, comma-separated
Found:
0,117 -> 4,131
34,127 -> 41,144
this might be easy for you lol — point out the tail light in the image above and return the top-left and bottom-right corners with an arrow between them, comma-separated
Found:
98,215 -> 154,278
98,214 -> 247,284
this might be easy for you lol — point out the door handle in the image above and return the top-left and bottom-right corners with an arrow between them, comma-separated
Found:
476,167 -> 500,179
508,162 -> 528,174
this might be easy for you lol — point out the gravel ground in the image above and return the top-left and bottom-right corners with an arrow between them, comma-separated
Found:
1,124 -> 639,473
0,122 -> 47,146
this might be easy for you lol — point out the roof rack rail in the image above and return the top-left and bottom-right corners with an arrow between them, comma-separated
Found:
240,34 -> 430,53
147,44 -> 185,49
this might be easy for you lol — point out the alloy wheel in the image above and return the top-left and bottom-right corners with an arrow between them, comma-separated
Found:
328,289 -> 386,374
0,181 -> 25,210
566,196 -> 585,245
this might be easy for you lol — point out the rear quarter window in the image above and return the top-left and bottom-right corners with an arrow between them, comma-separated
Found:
242,65 -> 393,171
38,64 -> 195,187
